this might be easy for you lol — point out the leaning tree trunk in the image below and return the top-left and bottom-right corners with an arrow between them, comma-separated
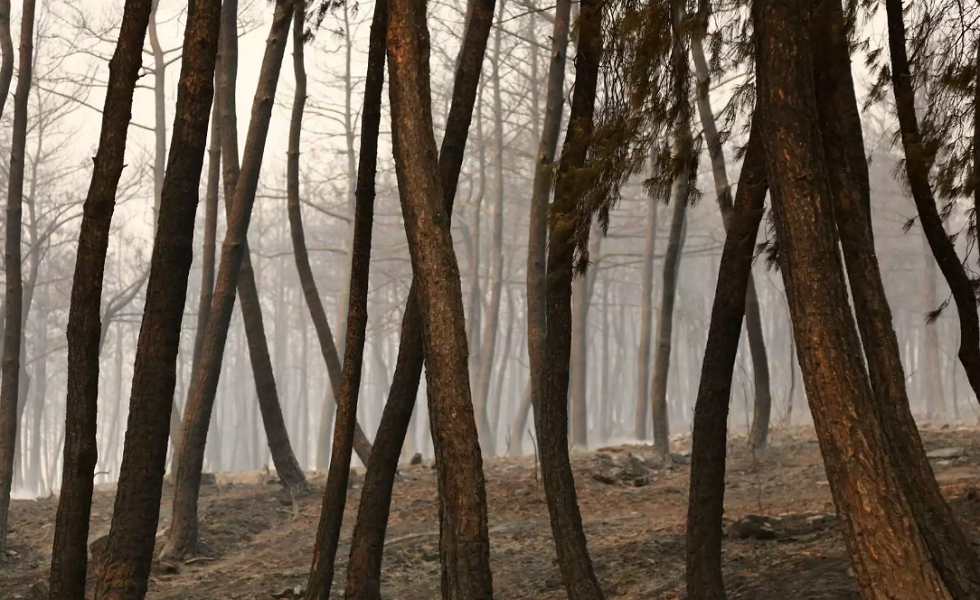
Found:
634,191 -> 658,440
755,0 -> 979,596
884,0 -> 980,400
93,0 -> 221,596
384,0 -> 495,596
685,113 -> 767,600
344,0 -> 496,595
0,0 -> 34,559
650,3 -> 693,464
303,0 -> 383,593
165,0 -> 297,560
533,0 -> 606,596
813,0 -> 980,594
689,27 -> 772,450
49,0 -> 152,595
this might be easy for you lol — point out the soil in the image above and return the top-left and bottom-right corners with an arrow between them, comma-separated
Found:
3,423 -> 980,599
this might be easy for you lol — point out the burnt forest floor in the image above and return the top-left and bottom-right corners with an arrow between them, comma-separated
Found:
4,424 -> 980,599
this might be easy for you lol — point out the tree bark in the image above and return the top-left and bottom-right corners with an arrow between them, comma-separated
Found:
813,0 -> 980,594
302,0 -> 382,591
884,0 -> 980,400
383,0 -> 496,595
93,0 -> 221,595
165,0 -> 298,560
685,113 -> 767,600
344,0 -> 496,595
755,0 -> 979,596
0,0 -> 13,124
0,0 -> 34,559
49,0 -> 152,594
923,235 -> 944,419
533,0 -> 605,595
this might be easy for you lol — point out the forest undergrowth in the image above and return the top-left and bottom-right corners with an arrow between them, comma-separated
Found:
4,423 -> 980,599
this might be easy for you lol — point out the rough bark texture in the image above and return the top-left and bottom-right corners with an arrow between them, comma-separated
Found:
49,0 -> 152,594
634,193 -> 657,440
166,0 -> 296,560
93,0 -> 221,595
0,0 -> 34,559
386,0 -> 494,594
344,0 -> 495,595
0,0 -> 13,124
302,0 -> 380,591
884,0 -> 980,400
813,0 -> 980,594
685,114 -> 767,600
755,0 -> 974,596
534,0 -> 606,595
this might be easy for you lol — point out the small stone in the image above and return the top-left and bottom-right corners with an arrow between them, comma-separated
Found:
632,477 -> 650,488
805,514 -> 837,530
591,472 -> 617,485
729,515 -> 780,540
627,452 -> 650,476
410,452 -> 423,465
926,446 -> 968,460
200,472 -> 217,486
670,452 -> 692,465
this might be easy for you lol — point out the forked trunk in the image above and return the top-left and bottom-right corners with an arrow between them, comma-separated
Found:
49,0 -> 153,594
93,0 -> 221,596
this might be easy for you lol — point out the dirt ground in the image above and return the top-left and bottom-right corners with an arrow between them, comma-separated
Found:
3,424 -> 980,599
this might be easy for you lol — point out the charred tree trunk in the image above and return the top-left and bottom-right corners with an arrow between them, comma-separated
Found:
166,0 -> 299,560
0,0 -> 13,124
93,0 -> 221,595
0,0 -> 34,559
344,0 -> 496,595
685,114 -> 767,600
533,0 -> 606,596
884,0 -> 980,400
813,0 -> 980,594
755,0 -> 980,596
49,0 -> 153,594
386,0 -> 495,596
302,0 -> 381,592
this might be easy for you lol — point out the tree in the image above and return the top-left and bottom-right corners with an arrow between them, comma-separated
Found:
48,0 -> 153,595
531,0 -> 606,594
93,0 -> 222,595
386,0 -> 494,594
634,190 -> 657,440
166,0 -> 298,559
344,0 -> 496,595
0,0 -> 36,559
754,0 -> 980,595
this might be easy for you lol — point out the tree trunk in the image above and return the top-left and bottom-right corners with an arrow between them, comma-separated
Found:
689,31 -> 773,450
755,0 -> 980,596
165,0 -> 298,560
0,0 -> 13,124
923,236 -> 945,419
570,233 -> 599,449
533,0 -> 605,595
884,0 -> 980,400
302,0 -> 382,591
385,0 -> 495,595
49,0 -> 152,593
0,0 -> 34,559
813,0 -> 980,594
685,113 -> 767,600
635,192 -> 658,440
345,0 -> 496,595
93,0 -> 221,595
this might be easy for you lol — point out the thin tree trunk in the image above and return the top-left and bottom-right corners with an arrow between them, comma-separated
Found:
534,0 -> 605,595
304,0 -> 383,590
813,0 -> 980,593
0,0 -> 34,558
93,0 -> 221,595
0,0 -> 13,124
193,101 -> 221,377
923,236 -> 944,419
884,0 -> 980,400
165,0 -> 298,560
345,0 -> 496,595
570,233 -> 599,449
472,0 -> 508,457
756,0 -> 978,595
48,0 -> 152,593
685,113 -> 767,600
507,380 -> 532,455
635,192 -> 658,440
